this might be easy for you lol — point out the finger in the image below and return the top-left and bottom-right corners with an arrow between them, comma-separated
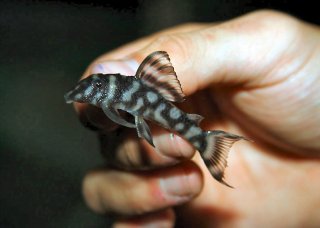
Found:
82,161 -> 203,216
113,208 -> 175,228
102,127 -> 195,169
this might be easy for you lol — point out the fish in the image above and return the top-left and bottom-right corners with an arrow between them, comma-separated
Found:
64,51 -> 247,187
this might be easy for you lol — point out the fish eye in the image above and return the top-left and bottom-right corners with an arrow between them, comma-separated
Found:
95,81 -> 102,88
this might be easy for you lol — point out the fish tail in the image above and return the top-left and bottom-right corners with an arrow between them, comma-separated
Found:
197,130 -> 247,188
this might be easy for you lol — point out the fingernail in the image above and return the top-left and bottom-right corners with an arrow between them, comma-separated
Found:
160,171 -> 202,204
154,133 -> 195,159
92,59 -> 139,76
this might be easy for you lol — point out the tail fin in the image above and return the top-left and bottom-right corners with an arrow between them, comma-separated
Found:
199,130 -> 247,188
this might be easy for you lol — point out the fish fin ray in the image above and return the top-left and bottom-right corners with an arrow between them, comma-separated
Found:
200,130 -> 248,188
135,51 -> 185,102
135,116 -> 154,147
101,105 -> 135,128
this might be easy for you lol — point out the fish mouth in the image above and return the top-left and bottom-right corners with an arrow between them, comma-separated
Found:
64,90 -> 76,104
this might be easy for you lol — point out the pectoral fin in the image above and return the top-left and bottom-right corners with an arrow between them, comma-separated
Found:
135,116 -> 154,147
102,105 -> 135,128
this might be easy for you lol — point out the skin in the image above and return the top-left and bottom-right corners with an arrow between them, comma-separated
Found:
74,10 -> 320,227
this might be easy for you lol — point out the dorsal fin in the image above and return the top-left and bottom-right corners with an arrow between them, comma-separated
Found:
135,51 -> 185,102
187,114 -> 204,126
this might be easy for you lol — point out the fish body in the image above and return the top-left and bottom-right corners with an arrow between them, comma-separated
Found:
65,51 -> 246,187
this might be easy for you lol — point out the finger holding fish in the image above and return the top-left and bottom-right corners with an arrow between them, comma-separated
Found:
98,125 -> 195,169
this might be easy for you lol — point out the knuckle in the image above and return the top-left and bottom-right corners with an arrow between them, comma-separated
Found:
253,10 -> 301,28
246,10 -> 302,36
250,10 -> 303,45
252,9 -> 296,22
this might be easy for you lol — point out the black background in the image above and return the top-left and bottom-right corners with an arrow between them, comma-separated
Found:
0,0 -> 319,227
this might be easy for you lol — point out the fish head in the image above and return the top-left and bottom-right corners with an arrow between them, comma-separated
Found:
64,74 -> 107,106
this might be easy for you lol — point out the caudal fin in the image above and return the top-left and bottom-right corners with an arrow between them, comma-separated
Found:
199,130 -> 248,188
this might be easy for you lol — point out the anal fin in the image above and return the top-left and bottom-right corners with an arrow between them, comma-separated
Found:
135,116 -> 154,147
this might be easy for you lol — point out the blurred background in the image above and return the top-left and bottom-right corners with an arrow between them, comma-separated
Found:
0,0 -> 318,227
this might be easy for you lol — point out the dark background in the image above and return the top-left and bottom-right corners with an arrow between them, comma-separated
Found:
0,0 -> 319,227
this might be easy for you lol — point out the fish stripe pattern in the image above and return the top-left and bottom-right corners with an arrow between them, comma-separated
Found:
64,51 -> 248,187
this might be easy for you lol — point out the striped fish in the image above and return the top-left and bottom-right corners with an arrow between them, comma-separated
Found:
64,51 -> 247,187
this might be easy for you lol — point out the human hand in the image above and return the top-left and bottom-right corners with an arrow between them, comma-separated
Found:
76,10 -> 320,227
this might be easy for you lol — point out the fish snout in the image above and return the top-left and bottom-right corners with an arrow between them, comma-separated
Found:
64,90 -> 75,103
64,86 -> 85,104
